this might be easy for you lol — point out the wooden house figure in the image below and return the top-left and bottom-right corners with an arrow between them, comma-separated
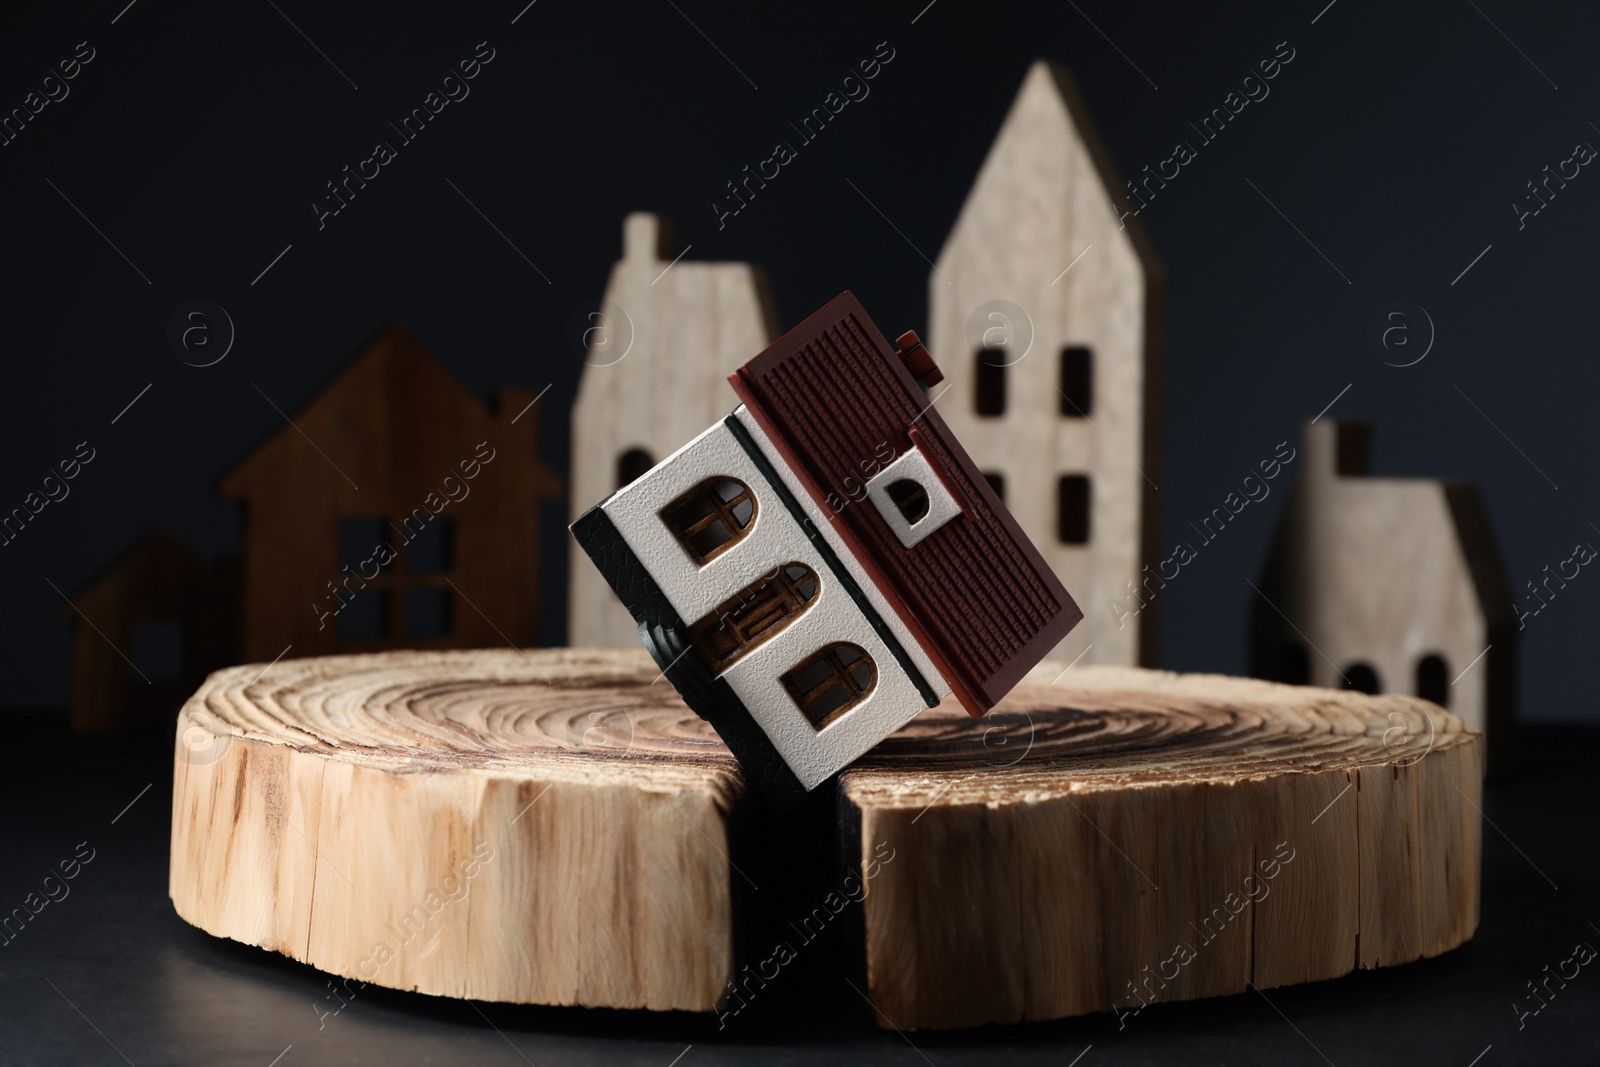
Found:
930,60 -> 1163,668
220,327 -> 562,662
568,213 -> 775,648
1250,420 -> 1516,769
573,293 -> 1081,803
63,530 -> 238,733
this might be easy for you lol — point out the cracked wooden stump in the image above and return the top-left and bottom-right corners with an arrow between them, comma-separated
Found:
168,649 -> 1481,1028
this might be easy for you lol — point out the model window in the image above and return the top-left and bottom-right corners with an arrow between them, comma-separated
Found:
1341,663 -> 1381,695
1057,475 -> 1090,544
662,477 -> 757,564
1060,346 -> 1092,416
886,479 -> 930,524
782,642 -> 876,730
616,448 -> 654,489
334,515 -> 454,640
689,562 -> 819,672
982,472 -> 1005,502
974,347 -> 1006,416
1415,653 -> 1449,707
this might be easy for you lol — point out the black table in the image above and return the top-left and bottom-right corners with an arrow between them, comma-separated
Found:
2,715 -> 1595,1066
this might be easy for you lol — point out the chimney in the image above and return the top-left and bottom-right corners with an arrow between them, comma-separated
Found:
1304,419 -> 1371,481
622,212 -> 672,264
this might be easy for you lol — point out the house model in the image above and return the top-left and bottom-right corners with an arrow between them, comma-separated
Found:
63,529 -> 238,734
568,213 -> 775,648
220,327 -> 562,662
65,328 -> 563,734
572,292 -> 1082,803
930,60 -> 1162,668
1250,419 -> 1516,770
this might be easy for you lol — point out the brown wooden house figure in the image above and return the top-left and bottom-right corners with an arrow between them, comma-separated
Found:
220,327 -> 562,662
63,529 -> 238,733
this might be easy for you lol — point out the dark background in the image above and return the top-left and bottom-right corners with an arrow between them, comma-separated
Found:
2,2 -> 1598,1064
3,0 -> 1598,720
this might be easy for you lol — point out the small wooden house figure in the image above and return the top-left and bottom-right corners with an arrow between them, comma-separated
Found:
1250,420 -> 1516,770
220,327 -> 562,662
573,293 -> 1082,803
63,529 -> 239,734
568,213 -> 775,648
930,60 -> 1163,669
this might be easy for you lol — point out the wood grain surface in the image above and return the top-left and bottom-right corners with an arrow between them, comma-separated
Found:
169,649 -> 1481,1028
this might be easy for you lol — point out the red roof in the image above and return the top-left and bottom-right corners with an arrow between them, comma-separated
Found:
731,292 -> 1082,715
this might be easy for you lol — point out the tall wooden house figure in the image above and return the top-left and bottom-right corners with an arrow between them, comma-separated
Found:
573,293 -> 1081,803
221,327 -> 562,661
1251,420 -> 1516,771
568,213 -> 775,648
931,60 -> 1162,668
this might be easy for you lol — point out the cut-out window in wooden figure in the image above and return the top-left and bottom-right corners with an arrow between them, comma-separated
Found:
616,448 -> 654,489
783,642 -> 876,730
689,562 -> 819,672
975,347 -> 1007,416
1416,653 -> 1449,707
334,515 -> 458,641
662,477 -> 757,564
1057,475 -> 1090,544
130,620 -> 188,682
408,518 -> 453,573
1059,345 -> 1092,416
1342,662 -> 1381,695
572,292 -> 1083,807
405,587 -> 453,638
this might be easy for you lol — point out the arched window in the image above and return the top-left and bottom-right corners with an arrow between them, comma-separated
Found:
689,562 -> 819,672
661,477 -> 757,564
782,642 -> 876,730
975,347 -> 1006,416
616,448 -> 654,489
1416,654 -> 1449,707
1341,663 -> 1381,695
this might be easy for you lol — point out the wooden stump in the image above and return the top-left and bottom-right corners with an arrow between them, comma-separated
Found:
843,665 -> 1482,1029
169,650 -> 1481,1029
169,649 -> 738,1012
